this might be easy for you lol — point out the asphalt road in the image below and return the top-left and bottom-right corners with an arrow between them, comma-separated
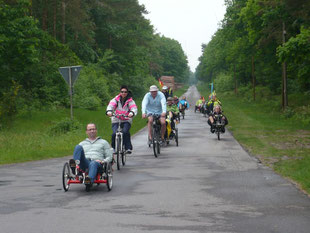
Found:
1,86 -> 310,233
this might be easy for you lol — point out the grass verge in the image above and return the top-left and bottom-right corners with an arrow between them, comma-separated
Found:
0,85 -> 189,165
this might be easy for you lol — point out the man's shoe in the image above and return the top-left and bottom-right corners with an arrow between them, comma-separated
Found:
84,176 -> 92,185
210,125 -> 215,133
159,139 -> 165,145
126,149 -> 132,154
69,159 -> 76,175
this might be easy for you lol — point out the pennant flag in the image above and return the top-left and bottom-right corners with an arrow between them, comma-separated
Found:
159,79 -> 164,88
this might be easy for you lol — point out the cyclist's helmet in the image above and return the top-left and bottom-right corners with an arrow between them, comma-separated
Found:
162,86 -> 168,91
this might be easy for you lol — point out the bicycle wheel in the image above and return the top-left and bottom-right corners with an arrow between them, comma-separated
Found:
175,128 -> 179,147
106,163 -> 113,191
122,145 -> 126,166
62,162 -> 71,192
156,127 -> 161,155
152,126 -> 158,158
116,136 -> 121,170
217,130 -> 221,140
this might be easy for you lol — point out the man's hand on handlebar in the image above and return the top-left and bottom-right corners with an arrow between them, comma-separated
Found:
107,111 -> 113,117
142,113 -> 147,119
161,112 -> 166,118
96,160 -> 105,164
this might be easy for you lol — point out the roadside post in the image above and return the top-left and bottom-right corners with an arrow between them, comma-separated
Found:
210,83 -> 214,93
59,66 -> 82,119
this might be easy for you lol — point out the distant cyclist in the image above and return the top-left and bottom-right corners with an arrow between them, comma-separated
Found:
208,105 -> 228,133
178,96 -> 189,110
142,85 -> 167,143
106,85 -> 138,154
166,97 -> 179,132
207,94 -> 222,114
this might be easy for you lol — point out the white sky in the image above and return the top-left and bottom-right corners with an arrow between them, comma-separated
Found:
138,0 -> 227,72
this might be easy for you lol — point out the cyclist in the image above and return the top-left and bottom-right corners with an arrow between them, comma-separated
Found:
166,97 -> 179,136
207,105 -> 228,133
207,94 -> 222,114
178,96 -> 189,109
173,95 -> 179,106
69,123 -> 113,184
162,86 -> 169,100
106,85 -> 138,154
195,96 -> 204,112
142,85 -> 167,144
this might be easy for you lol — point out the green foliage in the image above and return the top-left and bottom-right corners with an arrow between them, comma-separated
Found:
277,27 -> 310,90
1,0 -> 189,127
196,0 -> 310,103
48,118 -> 82,136
214,73 -> 234,92
0,81 -> 21,122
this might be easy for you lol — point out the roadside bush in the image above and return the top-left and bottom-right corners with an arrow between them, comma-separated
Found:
48,118 -> 82,135
282,106 -> 295,118
236,84 -> 252,101
292,105 -> 310,125
79,96 -> 101,110
214,73 -> 234,92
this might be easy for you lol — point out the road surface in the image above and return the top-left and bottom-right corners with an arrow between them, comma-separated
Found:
1,86 -> 310,233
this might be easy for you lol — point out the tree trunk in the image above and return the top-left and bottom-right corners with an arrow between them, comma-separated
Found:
61,1 -> 66,44
252,55 -> 256,101
282,22 -> 288,109
109,35 -> 112,49
53,0 -> 57,39
42,0 -> 48,31
234,64 -> 237,95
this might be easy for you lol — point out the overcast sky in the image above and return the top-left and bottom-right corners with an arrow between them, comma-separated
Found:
138,0 -> 227,72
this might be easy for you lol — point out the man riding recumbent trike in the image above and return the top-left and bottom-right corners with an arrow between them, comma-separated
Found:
178,96 -> 189,119
207,105 -> 228,140
165,97 -> 179,146
62,123 -> 113,192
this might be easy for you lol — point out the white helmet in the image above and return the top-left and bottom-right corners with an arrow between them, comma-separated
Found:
162,86 -> 168,90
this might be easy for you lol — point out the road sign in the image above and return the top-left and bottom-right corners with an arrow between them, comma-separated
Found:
59,66 -> 82,86
58,65 -> 82,119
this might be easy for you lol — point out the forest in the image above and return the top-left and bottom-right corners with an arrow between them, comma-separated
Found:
0,0 -> 190,125
196,0 -> 310,110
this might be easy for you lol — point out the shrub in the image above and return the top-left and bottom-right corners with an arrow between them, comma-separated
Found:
282,106 -> 295,118
214,73 -> 234,92
48,118 -> 82,135
79,96 -> 101,110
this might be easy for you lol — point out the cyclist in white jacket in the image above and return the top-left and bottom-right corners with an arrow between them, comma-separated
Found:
142,85 -> 166,143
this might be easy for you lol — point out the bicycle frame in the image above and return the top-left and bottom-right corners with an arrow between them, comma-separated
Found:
151,114 -> 161,157
113,114 -> 127,169
214,114 -> 225,140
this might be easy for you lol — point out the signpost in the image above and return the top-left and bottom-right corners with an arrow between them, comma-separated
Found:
59,66 -> 82,119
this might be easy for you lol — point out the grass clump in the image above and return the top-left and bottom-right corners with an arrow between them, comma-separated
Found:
48,118 -> 82,136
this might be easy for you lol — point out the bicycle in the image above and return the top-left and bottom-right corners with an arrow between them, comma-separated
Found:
165,115 -> 179,147
214,114 -> 225,140
113,114 -> 127,170
179,105 -> 185,119
149,114 -> 161,158
62,160 -> 113,192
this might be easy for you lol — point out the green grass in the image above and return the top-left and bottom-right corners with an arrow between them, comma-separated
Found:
198,86 -> 310,194
0,85 -> 189,165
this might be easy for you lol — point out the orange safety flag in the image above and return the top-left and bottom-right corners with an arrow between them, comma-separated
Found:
159,79 -> 164,88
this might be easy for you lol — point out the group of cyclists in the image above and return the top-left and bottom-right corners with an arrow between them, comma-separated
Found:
195,92 -> 228,134
68,84 -> 189,186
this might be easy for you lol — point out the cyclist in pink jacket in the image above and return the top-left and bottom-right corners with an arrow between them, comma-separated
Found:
106,86 -> 138,154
